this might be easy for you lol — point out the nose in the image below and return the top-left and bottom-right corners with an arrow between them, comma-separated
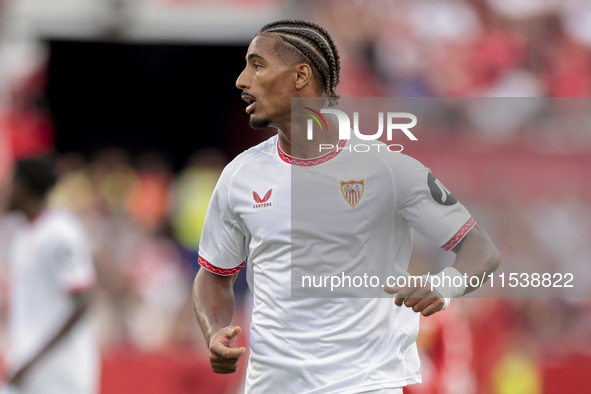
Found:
236,67 -> 250,90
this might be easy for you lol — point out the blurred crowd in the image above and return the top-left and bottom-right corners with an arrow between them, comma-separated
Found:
0,146 -> 241,352
310,0 -> 591,98
48,148 -> 232,352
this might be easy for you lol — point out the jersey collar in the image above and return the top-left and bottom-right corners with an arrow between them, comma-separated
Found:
277,139 -> 347,166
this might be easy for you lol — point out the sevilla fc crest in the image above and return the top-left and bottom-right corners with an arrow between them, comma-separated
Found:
341,180 -> 364,207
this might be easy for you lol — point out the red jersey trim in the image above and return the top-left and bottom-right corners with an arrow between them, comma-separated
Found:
277,139 -> 347,166
198,255 -> 246,276
67,279 -> 96,294
442,217 -> 476,252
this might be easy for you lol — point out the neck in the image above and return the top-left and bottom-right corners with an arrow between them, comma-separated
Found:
23,199 -> 47,222
276,116 -> 339,159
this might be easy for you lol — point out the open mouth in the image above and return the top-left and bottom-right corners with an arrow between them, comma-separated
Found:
241,93 -> 257,114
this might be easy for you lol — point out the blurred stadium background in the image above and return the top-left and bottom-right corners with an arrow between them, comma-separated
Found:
0,0 -> 591,393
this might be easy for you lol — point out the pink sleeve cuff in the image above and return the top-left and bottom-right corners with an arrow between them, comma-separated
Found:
441,217 -> 476,251
198,255 -> 246,276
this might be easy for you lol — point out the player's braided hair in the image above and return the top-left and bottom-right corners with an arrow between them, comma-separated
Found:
258,19 -> 340,106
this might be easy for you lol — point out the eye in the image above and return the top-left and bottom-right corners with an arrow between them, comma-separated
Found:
254,64 -> 262,71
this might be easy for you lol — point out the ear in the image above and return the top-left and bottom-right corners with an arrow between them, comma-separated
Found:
294,63 -> 313,90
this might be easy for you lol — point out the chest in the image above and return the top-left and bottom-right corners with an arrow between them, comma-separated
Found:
231,162 -> 394,243
10,231 -> 56,290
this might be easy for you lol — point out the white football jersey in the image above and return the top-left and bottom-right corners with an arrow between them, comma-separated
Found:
198,135 -> 474,394
7,210 -> 98,394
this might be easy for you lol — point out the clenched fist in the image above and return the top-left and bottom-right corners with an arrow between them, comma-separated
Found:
209,326 -> 246,374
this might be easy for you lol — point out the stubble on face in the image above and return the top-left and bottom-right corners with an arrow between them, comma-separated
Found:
249,117 -> 272,129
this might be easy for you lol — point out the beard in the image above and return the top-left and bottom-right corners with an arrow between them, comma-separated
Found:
249,116 -> 271,129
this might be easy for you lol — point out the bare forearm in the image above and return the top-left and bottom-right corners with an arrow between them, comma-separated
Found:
451,224 -> 501,295
193,268 -> 236,346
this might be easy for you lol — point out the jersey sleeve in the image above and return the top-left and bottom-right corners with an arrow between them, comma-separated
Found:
49,229 -> 96,294
393,154 -> 475,251
198,165 -> 247,276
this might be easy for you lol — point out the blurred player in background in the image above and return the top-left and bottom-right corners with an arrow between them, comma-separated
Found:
1,158 -> 98,394
193,19 -> 500,394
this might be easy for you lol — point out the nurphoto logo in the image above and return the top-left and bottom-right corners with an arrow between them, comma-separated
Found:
303,108 -> 418,153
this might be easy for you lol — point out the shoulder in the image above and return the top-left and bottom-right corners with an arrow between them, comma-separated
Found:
388,152 -> 427,175
218,135 -> 278,184
40,210 -> 87,244
363,138 -> 427,176
349,136 -> 427,177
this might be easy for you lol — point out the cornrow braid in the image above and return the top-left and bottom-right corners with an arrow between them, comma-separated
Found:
258,19 -> 341,106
